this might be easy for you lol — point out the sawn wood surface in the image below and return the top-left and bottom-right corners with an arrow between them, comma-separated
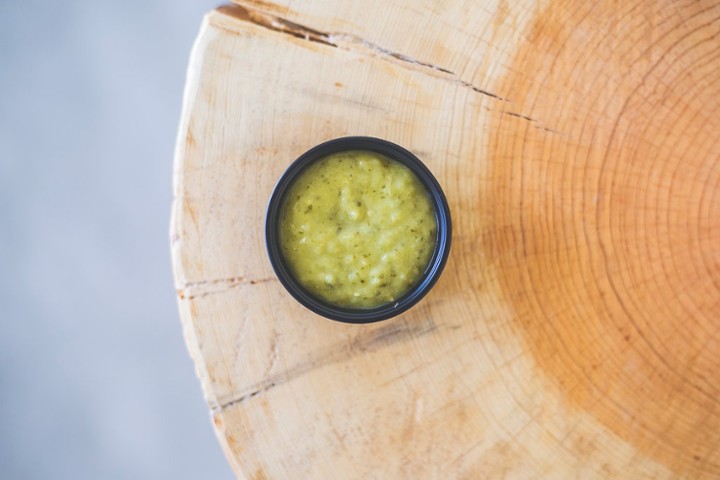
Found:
171,1 -> 720,478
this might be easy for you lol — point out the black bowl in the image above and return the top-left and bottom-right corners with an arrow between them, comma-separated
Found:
265,136 -> 451,324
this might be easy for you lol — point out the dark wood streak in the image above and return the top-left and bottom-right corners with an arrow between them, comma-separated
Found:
213,315 -> 437,412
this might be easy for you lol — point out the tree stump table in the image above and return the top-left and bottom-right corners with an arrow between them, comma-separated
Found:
171,1 -> 720,478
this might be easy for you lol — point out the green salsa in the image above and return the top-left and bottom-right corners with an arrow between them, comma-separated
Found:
279,150 -> 437,308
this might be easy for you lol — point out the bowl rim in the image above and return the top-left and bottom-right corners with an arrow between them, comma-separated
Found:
265,136 -> 452,324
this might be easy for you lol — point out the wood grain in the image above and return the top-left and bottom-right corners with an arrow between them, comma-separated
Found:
171,1 -> 720,478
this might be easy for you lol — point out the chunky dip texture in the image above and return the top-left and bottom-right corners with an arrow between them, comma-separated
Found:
279,150 -> 437,308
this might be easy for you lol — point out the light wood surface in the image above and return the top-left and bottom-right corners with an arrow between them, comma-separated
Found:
171,1 -> 720,478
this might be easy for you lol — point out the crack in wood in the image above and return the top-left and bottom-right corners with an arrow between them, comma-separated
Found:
503,110 -> 562,134
220,382 -> 279,410
218,4 -> 336,47
177,276 -> 275,300
458,80 -> 507,101
211,316 -> 437,412
504,111 -> 535,122
326,32 -> 455,75
218,3 -> 510,103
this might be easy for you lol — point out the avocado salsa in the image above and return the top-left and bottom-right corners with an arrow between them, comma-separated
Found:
279,150 -> 437,308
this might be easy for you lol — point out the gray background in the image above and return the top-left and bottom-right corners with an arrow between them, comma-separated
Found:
0,1 -> 236,478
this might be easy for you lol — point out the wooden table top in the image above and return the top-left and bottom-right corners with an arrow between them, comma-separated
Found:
171,1 -> 720,477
